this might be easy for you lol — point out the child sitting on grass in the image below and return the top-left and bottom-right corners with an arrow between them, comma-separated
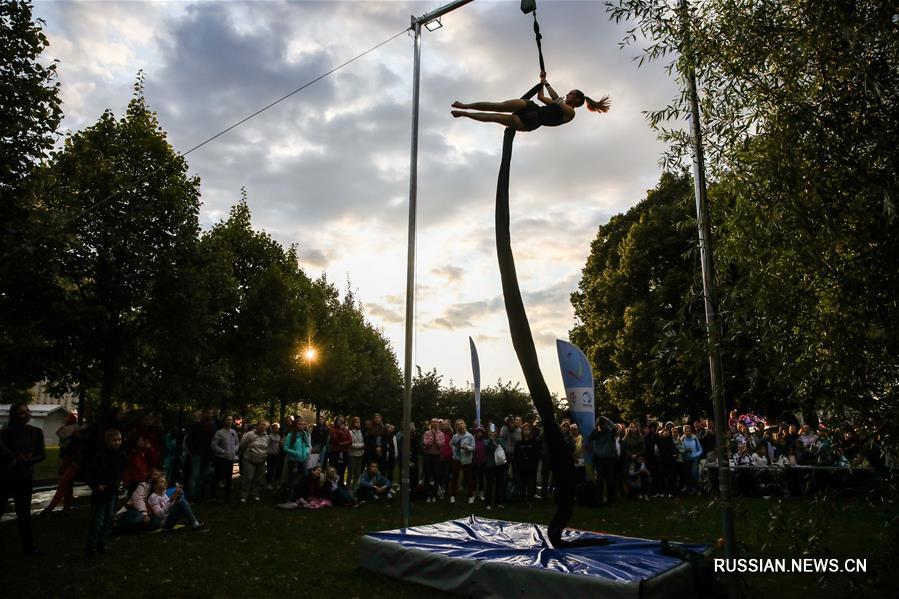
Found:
356,461 -> 393,504
326,466 -> 356,507
147,475 -> 207,532
627,455 -> 652,501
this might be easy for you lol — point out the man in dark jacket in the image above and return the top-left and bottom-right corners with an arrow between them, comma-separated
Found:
0,402 -> 46,555
185,408 -> 215,499
84,428 -> 127,556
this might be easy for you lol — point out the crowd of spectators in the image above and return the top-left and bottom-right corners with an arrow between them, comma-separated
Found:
2,400 -> 893,557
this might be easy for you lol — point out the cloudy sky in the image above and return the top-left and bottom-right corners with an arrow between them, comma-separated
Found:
33,0 -> 678,399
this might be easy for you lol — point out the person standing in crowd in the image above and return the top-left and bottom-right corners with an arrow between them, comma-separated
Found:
185,409 -> 215,500
643,421 -> 660,494
484,425 -> 507,510
439,419 -> 454,499
569,423 -> 586,486
656,427 -> 678,497
515,422 -> 541,507
41,413 -> 84,515
310,414 -> 330,469
500,416 -> 521,484
384,424 -> 398,483
0,402 -> 46,556
538,424 -> 551,501
238,421 -> 269,503
356,461 -> 393,503
329,416 -> 352,486
348,417 -> 365,489
266,422 -> 282,488
395,422 -> 420,493
281,418 -> 310,501
422,418 -> 444,503
472,427 -> 487,501
680,425 -> 703,495
590,415 -> 618,504
84,429 -> 127,557
162,423 -> 181,483
620,423 -> 645,495
124,435 -> 158,495
210,415 -> 238,503
449,419 -> 476,504
365,413 -> 386,472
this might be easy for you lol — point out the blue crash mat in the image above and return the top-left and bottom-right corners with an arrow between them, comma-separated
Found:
364,516 -> 710,583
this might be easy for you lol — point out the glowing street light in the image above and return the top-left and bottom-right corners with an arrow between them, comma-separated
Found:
303,346 -> 317,364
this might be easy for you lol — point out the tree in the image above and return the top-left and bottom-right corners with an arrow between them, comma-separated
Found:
196,194 -> 308,413
571,172 -> 711,420
46,76 -> 201,412
607,0 -> 899,427
0,0 -> 63,398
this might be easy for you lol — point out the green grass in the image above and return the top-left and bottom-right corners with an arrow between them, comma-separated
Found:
34,446 -> 59,481
2,491 -> 895,598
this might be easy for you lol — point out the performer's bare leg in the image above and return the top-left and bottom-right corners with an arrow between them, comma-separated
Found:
451,100 -> 529,112
451,111 -> 522,129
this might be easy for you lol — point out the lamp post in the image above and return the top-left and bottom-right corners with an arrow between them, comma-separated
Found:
299,343 -> 318,415
402,0 -> 476,530
677,1 -> 737,594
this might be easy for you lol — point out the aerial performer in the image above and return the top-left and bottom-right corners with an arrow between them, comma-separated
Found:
451,72 -> 610,131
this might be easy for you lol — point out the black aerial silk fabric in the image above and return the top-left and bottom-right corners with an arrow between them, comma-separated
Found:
493,83 -> 607,549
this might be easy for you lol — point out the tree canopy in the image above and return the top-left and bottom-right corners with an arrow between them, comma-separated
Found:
580,0 -> 899,427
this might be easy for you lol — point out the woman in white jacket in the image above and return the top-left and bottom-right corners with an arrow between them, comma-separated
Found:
348,416 -> 365,489
239,421 -> 269,502
210,415 -> 239,502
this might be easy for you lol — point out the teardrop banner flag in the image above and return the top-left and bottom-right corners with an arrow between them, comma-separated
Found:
469,336 -> 481,426
556,339 -> 596,465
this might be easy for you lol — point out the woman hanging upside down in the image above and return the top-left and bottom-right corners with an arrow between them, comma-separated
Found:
451,72 -> 609,131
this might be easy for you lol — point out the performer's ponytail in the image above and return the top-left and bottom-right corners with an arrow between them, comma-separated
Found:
584,94 -> 610,113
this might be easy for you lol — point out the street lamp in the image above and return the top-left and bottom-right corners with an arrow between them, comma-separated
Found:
403,0 -> 476,531
303,346 -> 317,364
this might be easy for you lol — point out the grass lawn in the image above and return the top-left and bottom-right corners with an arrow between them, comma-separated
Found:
34,446 -> 60,481
2,491 -> 895,598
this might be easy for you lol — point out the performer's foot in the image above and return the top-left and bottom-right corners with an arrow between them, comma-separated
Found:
451,101 -> 466,109
451,110 -> 465,118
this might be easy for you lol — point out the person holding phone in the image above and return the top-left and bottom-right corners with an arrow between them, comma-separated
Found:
147,475 -> 207,531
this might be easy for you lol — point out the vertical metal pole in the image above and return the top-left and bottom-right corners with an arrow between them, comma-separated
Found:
401,18 -> 422,530
679,0 -> 738,586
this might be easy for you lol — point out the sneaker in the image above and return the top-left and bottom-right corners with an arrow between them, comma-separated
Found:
468,496 -> 475,504
497,504 -> 505,509
533,494 -> 541,500
486,505 -> 492,511
192,522 -> 209,532
479,493 -> 485,501
387,492 -> 395,500
449,496 -> 456,504
239,498 -> 247,504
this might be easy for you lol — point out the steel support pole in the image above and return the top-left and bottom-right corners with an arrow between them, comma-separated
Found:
400,0 -> 477,532
401,18 -> 422,530
679,0 -> 738,589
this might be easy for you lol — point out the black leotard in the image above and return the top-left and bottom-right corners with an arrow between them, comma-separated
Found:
514,101 -> 566,131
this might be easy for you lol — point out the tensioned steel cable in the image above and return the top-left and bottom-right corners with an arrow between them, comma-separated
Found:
2,27 -> 409,262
